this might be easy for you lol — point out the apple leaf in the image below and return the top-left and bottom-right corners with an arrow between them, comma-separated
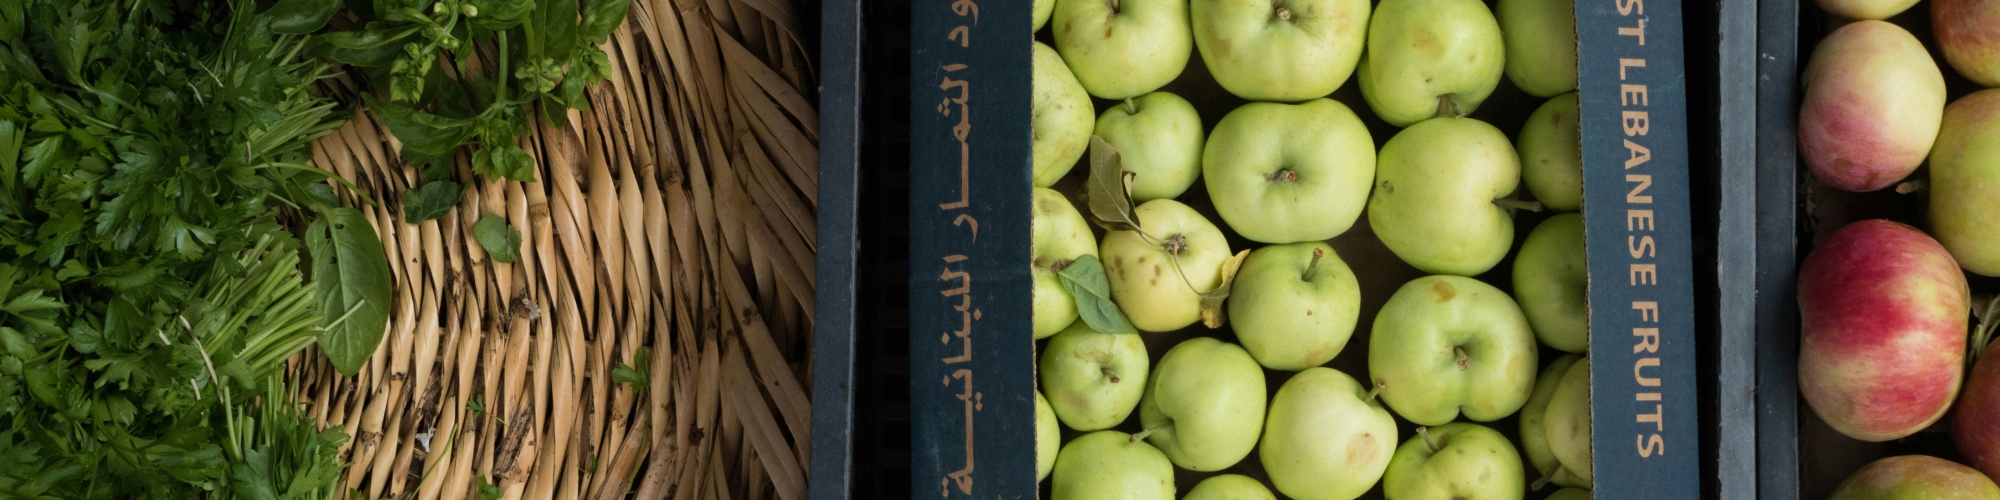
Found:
1085,136 -> 1142,233
1198,250 -> 1251,329
1056,255 -> 1138,335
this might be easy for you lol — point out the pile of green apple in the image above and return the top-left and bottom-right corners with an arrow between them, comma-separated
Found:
1787,0 -> 2000,496
1025,0 -> 1599,497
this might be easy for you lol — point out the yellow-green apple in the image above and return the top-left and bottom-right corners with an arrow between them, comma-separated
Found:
1513,214 -> 1589,352
1956,341 -> 2000,484
1204,99 -> 1376,244
1034,41 -> 1095,188
1096,92 -> 1205,202
1929,89 -> 2000,277
1037,390 -> 1060,482
1137,337 -> 1266,471
1260,367 -> 1398,500
1382,423 -> 1526,500
1034,0 -> 1056,32
1829,455 -> 2000,499
1358,0 -> 1505,126
1228,242 -> 1361,371
1547,488 -> 1591,500
1369,275 -> 1538,425
1798,219 -> 1969,441
1798,21 -> 1945,192
1815,0 -> 1919,20
1035,188 -> 1100,339
1039,322 -> 1151,431
1368,117 -> 1521,276
1191,0 -> 1371,102
1519,93 -> 1583,212
1498,0 -> 1577,97
1050,430 -> 1176,500
1935,0 -> 2000,87
1052,0 -> 1192,99
1544,356 -> 1593,485
1521,354 -> 1590,489
1100,199 -> 1232,332
1184,474 -> 1276,500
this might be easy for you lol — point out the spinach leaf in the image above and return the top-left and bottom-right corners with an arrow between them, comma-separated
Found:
308,208 -> 392,376
403,180 -> 464,223
263,0 -> 340,34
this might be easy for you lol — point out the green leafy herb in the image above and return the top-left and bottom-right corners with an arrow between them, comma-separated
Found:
612,347 -> 651,388
476,475 -> 504,500
1055,255 -> 1137,335
404,180 -> 466,223
474,214 -> 523,263
309,208 -> 394,376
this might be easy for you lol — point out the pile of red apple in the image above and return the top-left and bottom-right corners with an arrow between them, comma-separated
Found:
1794,0 -> 2000,496
1023,0 -> 1597,498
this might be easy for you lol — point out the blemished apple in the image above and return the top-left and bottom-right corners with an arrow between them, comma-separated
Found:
1034,188 -> 1100,339
1051,0 -> 1192,99
1956,342 -> 2000,484
1191,0 -> 1371,102
1368,117 -> 1521,276
1033,0 -> 1055,32
1544,356 -> 1593,485
1204,98 -> 1376,244
1039,323 -> 1152,431
1137,337 -> 1266,471
1382,423 -> 1526,500
1050,430 -> 1176,500
1519,93 -> 1583,213
1096,92 -> 1205,203
1033,41 -> 1095,188
1799,219 -> 1969,442
1100,199 -> 1232,332
1497,0 -> 1577,97
1513,213 -> 1589,352
1521,354 -> 1589,489
1546,488 -> 1592,500
1798,21 -> 1945,193
1928,89 -> 2000,277
1829,455 -> 2000,500
1229,242 -> 1362,371
1261,367 -> 1398,500
1934,0 -> 2000,87
1036,390 -> 1059,482
1358,0 -> 1505,126
1183,474 -> 1276,500
1370,275 -> 1538,425
1815,0 -> 1920,20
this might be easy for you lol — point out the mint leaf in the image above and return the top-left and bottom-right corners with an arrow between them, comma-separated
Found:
1055,255 -> 1137,334
473,215 -> 521,263
308,208 -> 393,376
402,180 -> 463,223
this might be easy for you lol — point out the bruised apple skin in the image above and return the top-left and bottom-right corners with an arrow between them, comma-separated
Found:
1934,0 -> 2000,87
1797,219 -> 1970,442
1957,341 -> 2000,484
1798,21 -> 1946,193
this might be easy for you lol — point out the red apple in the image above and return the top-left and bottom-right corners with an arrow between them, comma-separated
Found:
1798,21 -> 1947,192
1829,455 -> 2000,499
1798,219 -> 1969,442
1935,0 -> 2000,88
1956,339 -> 2000,481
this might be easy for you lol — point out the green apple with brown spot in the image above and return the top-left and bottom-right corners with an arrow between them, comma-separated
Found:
1260,367 -> 1398,500
1382,423 -> 1526,500
1100,199 -> 1232,332
1358,0 -> 1505,126
1191,0 -> 1371,102
1228,242 -> 1361,371
1369,275 -> 1538,426
1039,323 -> 1151,431
1052,0 -> 1192,99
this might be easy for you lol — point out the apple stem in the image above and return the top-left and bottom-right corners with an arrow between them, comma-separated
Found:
1275,5 -> 1293,22
1129,422 -> 1172,443
1531,469 -> 1556,491
1101,366 -> 1121,384
1366,380 -> 1385,402
1436,94 -> 1464,119
1303,247 -> 1326,281
1895,179 -> 1928,194
1455,346 -> 1470,371
1493,198 -> 1545,212
1416,426 -> 1443,453
1124,97 -> 1137,115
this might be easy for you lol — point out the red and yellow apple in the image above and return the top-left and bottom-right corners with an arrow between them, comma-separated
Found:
1934,0 -> 2000,87
1955,341 -> 2000,482
1798,21 -> 1945,192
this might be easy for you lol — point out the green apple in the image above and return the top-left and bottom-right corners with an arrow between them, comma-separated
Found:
1519,93 -> 1583,212
1203,98 -> 1377,244
1358,0 -> 1505,126
1829,455 -> 2000,499
1191,0 -> 1372,102
1051,430 -> 1176,500
1521,354 -> 1590,489
1547,488 -> 1592,500
1100,199 -> 1233,332
1184,474 -> 1276,500
1035,188 -> 1100,339
1137,337 -> 1266,471
1228,242 -> 1362,371
1497,0 -> 1578,97
1052,0 -> 1192,99
1383,423 -> 1526,500
1096,92 -> 1205,202
1034,41 -> 1094,188
1037,390 -> 1060,482
1261,367 -> 1398,500
1545,356 -> 1594,485
1369,275 -> 1538,425
1039,323 -> 1151,431
1929,89 -> 2000,277
1513,213 -> 1589,352
1034,0 -> 1055,32
1368,117 -> 1522,276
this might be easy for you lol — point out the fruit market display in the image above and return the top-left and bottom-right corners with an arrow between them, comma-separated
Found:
1028,0 -> 1589,496
1794,0 -> 2000,493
